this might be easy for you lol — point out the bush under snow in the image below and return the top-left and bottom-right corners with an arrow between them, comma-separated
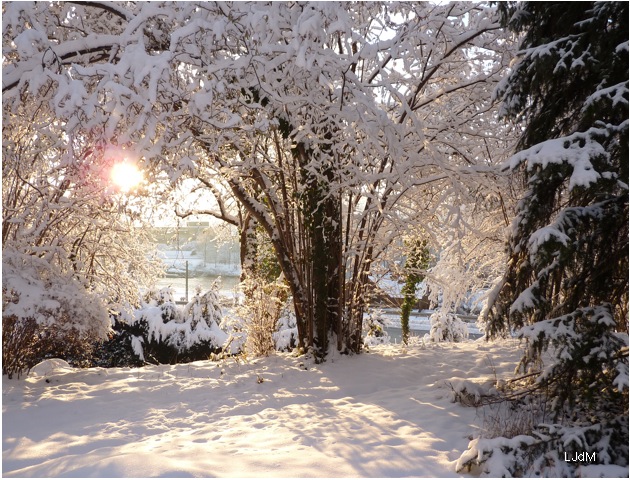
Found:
457,420 -> 629,477
121,285 -> 230,364
272,307 -> 299,352
100,281 -> 302,366
428,311 -> 469,343
363,308 -> 391,347
2,250 -> 110,378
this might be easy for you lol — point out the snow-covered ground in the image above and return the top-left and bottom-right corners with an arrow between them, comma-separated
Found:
2,340 -> 528,477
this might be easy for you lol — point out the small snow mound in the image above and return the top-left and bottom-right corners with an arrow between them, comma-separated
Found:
446,377 -> 495,406
29,358 -> 74,377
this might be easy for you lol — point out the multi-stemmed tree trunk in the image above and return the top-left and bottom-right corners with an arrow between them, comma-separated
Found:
210,132 -> 347,358
302,155 -> 343,355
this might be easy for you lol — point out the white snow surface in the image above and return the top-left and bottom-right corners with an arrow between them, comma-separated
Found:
2,340 -> 527,478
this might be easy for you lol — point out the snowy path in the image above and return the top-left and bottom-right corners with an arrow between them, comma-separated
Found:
2,340 -> 522,477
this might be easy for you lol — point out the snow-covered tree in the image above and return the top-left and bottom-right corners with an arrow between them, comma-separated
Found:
3,1 -> 514,359
2,35 -> 161,376
473,2 -> 628,473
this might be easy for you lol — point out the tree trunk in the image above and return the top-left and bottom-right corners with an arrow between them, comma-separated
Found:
298,143 -> 343,359
239,213 -> 258,282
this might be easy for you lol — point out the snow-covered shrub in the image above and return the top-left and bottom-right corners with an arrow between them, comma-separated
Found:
457,420 -> 629,477
182,285 -> 223,329
429,311 -> 469,342
273,304 -> 298,352
2,251 -> 110,378
453,320 -> 629,476
2,315 -> 39,379
90,321 -> 146,368
239,276 -> 289,357
217,314 -> 246,357
363,308 -> 390,347
448,378 -> 497,408
140,286 -> 180,323
108,285 -> 229,365
168,284 -> 228,359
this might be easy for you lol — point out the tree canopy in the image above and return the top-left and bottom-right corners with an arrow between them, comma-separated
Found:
3,1 -> 515,359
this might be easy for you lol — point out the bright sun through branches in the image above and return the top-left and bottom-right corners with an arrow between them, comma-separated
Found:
110,161 -> 143,192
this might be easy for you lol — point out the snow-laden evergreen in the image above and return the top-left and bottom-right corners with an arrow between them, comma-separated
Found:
477,2 -> 629,475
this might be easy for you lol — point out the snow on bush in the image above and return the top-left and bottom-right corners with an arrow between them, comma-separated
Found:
174,284 -> 227,351
447,377 -> 496,407
363,308 -> 390,347
273,306 -> 298,352
457,421 -> 629,477
2,249 -> 110,378
125,285 -> 229,364
28,358 -> 74,378
428,311 -> 469,343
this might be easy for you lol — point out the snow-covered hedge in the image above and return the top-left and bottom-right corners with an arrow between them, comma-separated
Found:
98,282 -> 300,366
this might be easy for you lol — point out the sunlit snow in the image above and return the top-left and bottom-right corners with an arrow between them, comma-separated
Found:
4,340 -> 522,478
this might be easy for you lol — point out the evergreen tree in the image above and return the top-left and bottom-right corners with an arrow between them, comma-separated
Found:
483,1 -> 628,468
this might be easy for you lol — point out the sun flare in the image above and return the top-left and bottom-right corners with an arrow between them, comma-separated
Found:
111,161 -> 143,192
